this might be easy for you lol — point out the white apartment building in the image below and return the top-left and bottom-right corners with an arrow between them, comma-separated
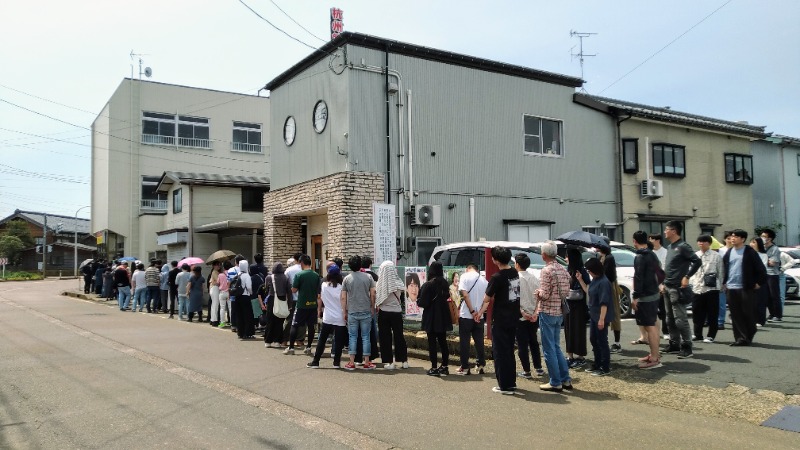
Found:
91,79 -> 270,262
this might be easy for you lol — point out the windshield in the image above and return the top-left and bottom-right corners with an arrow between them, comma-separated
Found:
435,246 -> 565,270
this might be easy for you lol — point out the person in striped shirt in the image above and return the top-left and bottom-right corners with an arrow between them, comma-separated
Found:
534,241 -> 573,392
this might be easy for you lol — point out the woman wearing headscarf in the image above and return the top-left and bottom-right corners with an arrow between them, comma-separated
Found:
235,259 -> 254,339
419,262 -> 453,376
376,261 -> 409,370
260,262 -> 291,347
564,247 -> 590,368
750,237 -> 769,327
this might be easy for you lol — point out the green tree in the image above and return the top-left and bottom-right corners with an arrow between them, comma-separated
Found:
0,235 -> 25,266
2,219 -> 34,248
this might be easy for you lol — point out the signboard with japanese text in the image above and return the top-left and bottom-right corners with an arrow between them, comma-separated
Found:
372,202 -> 396,265
330,7 -> 344,39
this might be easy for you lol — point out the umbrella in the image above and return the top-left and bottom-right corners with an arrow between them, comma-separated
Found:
118,256 -> 137,262
206,249 -> 236,264
178,257 -> 204,267
79,258 -> 94,268
555,230 -> 607,248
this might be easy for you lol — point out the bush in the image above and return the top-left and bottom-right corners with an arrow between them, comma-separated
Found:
1,271 -> 43,281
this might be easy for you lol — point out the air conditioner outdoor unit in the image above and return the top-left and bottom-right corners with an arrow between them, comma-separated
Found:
410,204 -> 441,228
640,179 -> 664,199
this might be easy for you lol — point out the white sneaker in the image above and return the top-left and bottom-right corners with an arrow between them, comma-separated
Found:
303,347 -> 312,355
703,337 -> 714,343
283,347 -> 294,355
401,361 -> 409,369
384,363 -> 396,370
264,342 -> 269,348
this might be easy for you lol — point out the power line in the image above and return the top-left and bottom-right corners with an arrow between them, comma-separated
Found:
238,0 -> 319,50
598,0 -> 734,94
268,0 -> 327,43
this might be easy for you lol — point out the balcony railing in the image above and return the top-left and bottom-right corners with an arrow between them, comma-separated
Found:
141,134 -> 211,149
231,142 -> 264,154
140,199 -> 167,210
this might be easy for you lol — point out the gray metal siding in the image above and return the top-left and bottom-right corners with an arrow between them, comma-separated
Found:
751,140 -> 785,231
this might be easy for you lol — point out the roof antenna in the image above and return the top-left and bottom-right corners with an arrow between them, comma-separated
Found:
129,50 -> 152,80
570,30 -> 597,93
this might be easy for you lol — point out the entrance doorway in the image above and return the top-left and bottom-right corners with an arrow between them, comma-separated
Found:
311,235 -> 323,275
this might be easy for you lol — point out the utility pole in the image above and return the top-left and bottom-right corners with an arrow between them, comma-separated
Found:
570,30 -> 597,91
42,215 -> 47,278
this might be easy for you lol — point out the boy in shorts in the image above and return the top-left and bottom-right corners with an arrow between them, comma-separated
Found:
632,231 -> 663,369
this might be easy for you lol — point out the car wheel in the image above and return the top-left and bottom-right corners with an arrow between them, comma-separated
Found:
619,286 -> 632,318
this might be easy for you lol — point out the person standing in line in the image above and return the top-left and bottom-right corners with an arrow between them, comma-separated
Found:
284,255 -> 321,354
375,261 -> 408,370
131,263 -> 147,312
355,256 -> 380,363
114,261 -> 132,311
564,247 -> 589,369
760,229 -> 783,323
631,231 -> 663,369
145,259 -> 162,313
102,263 -> 114,300
649,233 -> 669,338
250,254 -> 269,329
420,261 -> 453,377
341,255 -> 377,370
167,261 -> 180,319
308,265 -> 348,369
576,258 -> 615,377
597,244 -> 622,353
260,262 -> 289,346
717,231 -> 734,330
208,261 -> 222,327
475,247 -> 520,393
159,262 -> 170,313
233,259 -> 255,338
689,235 -> 723,343
227,255 -> 244,333
187,266 -> 205,323
661,221 -> 702,359
515,253 -> 544,379
456,264 -> 488,376
94,261 -> 105,296
724,229 -> 767,346
175,264 -> 192,320
749,237 -> 770,327
534,241 -> 573,392
283,254 -> 304,347
217,261 -> 232,328
82,260 -> 94,294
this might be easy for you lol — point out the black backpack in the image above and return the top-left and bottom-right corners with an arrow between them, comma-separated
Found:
229,274 -> 245,297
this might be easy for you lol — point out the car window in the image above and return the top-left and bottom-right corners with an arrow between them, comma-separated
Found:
611,249 -> 636,267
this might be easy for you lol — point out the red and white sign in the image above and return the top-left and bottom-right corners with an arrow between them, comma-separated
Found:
330,7 -> 344,40
0,258 -> 7,265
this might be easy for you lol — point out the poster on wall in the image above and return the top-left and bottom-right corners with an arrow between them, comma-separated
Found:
373,202 -> 396,265
444,268 -> 465,309
403,266 -> 426,319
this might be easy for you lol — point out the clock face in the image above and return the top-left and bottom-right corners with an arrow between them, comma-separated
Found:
283,116 -> 296,146
313,100 -> 328,133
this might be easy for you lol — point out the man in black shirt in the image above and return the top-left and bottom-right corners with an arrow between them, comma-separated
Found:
476,246 -> 520,395
168,261 -> 180,319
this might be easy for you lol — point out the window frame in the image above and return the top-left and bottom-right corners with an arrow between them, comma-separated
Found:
622,138 -> 639,174
724,153 -> 754,185
522,114 -> 564,158
241,187 -> 266,212
141,111 -> 211,149
173,188 -> 183,214
652,143 -> 686,178
796,153 -> 800,176
231,121 -> 263,153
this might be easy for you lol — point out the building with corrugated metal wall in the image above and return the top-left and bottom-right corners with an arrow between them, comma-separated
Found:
263,32 -> 618,268
751,135 -> 800,246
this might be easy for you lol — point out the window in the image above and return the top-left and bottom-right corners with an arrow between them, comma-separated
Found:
241,188 -> 266,212
639,220 -> 685,238
507,223 -> 550,242
232,122 -> 263,153
724,153 -> 753,184
142,112 -> 210,149
700,224 -> 717,236
523,115 -> 563,156
622,139 -> 639,173
173,188 -> 182,214
140,176 -> 167,210
652,144 -> 686,177
797,154 -> 800,176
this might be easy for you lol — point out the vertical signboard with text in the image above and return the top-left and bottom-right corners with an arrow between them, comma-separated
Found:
330,7 -> 344,40
373,202 -> 396,266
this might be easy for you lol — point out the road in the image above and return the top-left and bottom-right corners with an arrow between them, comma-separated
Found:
0,280 -> 797,449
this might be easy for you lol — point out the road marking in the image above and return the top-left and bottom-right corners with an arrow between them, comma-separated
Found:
0,296 -> 397,450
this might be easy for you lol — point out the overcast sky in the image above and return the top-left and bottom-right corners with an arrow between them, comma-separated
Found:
1,0 -> 797,221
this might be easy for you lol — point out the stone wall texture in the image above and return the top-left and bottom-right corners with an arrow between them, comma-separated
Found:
263,171 -> 385,268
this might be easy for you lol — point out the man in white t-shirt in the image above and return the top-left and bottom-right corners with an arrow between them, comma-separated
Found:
455,263 -> 488,375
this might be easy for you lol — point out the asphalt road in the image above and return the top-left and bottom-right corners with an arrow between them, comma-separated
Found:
0,279 -> 798,449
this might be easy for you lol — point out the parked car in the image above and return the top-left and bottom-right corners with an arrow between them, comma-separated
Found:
429,241 -> 565,280
779,248 -> 800,300
581,248 -> 636,318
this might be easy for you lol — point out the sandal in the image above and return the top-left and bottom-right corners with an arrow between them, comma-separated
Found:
630,339 -> 649,345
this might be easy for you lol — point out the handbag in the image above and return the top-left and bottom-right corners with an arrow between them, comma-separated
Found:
555,274 -> 571,315
566,288 -> 584,301
703,273 -> 717,288
448,298 -> 459,325
271,275 -> 290,319
259,313 -> 269,326
678,286 -> 694,305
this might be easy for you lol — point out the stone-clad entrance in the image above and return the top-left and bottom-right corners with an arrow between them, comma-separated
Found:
262,172 -> 385,268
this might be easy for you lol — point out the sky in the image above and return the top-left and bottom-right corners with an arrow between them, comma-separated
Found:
1,0 -> 798,221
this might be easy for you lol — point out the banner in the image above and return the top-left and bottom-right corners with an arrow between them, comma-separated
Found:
403,266 -> 426,319
372,202 -> 396,265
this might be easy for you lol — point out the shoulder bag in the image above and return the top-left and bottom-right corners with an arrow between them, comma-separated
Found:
447,297 -> 459,325
272,275 -> 290,319
554,270 -> 570,315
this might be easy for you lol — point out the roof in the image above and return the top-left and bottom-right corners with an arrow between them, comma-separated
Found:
195,221 -> 263,233
577,94 -> 768,139
155,172 -> 270,193
265,32 -> 583,91
22,242 -> 96,252
767,134 -> 800,146
0,209 -> 91,234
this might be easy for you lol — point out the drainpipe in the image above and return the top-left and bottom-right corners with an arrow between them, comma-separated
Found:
188,184 -> 194,256
384,45 -> 391,205
407,89 -> 414,211
469,198 -> 476,241
615,112 -> 632,241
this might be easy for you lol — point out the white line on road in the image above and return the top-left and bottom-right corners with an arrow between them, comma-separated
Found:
0,296 -> 397,450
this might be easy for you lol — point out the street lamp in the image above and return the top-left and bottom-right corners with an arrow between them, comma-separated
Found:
74,205 -> 90,289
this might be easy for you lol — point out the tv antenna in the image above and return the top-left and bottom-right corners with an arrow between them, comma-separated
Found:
129,50 -> 152,80
570,30 -> 596,91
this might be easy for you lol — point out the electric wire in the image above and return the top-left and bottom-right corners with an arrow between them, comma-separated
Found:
598,0 -> 733,94
268,0 -> 327,43
238,0 -> 319,50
